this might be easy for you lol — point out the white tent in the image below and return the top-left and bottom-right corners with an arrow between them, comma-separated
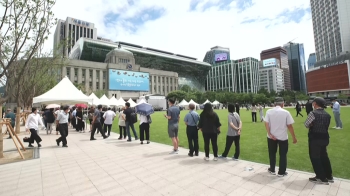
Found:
116,97 -> 126,106
99,95 -> 111,106
177,99 -> 189,106
127,98 -> 137,107
203,99 -> 211,105
33,76 -> 92,104
137,98 -> 148,105
88,93 -> 100,105
212,100 -> 220,105
109,96 -> 119,106
188,99 -> 199,106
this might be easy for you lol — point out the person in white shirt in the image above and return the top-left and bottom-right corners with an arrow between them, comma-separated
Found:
25,107 -> 44,148
264,97 -> 297,177
139,114 -> 151,144
56,106 -> 70,147
103,108 -> 116,137
54,108 -> 61,135
118,107 -> 126,140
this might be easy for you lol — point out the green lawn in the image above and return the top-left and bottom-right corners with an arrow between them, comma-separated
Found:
112,107 -> 350,179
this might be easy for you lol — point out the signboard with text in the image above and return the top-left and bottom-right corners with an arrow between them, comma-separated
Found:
109,69 -> 150,91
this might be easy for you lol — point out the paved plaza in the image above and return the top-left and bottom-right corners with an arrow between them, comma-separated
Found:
1,127 -> 350,196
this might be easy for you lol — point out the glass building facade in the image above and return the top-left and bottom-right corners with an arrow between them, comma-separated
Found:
203,46 -> 231,65
69,38 -> 211,91
206,57 -> 260,93
307,53 -> 316,70
283,43 -> 307,93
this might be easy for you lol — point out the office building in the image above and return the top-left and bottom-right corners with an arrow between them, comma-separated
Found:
306,54 -> 350,98
283,43 -> 307,93
206,57 -> 260,93
260,47 -> 291,90
259,58 -> 285,92
308,53 -> 316,70
53,17 -> 98,57
310,0 -> 350,61
203,46 -> 231,65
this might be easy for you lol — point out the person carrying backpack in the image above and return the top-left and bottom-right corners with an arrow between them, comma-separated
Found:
123,102 -> 138,142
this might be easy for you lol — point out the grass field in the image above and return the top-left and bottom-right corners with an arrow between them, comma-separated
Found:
112,107 -> 350,179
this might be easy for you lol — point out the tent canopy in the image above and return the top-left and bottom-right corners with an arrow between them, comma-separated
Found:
177,99 -> 189,106
33,76 -> 92,104
127,98 -> 137,107
212,100 -> 221,105
99,95 -> 111,106
188,99 -> 199,105
88,93 -> 100,105
203,99 -> 211,105
109,96 -> 118,106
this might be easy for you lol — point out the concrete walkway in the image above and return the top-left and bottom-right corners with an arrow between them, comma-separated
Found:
0,127 -> 349,196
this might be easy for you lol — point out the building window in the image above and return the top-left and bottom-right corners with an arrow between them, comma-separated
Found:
96,70 -> 100,79
87,28 -> 90,38
89,70 -> 92,77
66,67 -> 70,77
96,82 -> 99,89
103,71 -> 106,79
103,82 -> 105,89
82,69 -> 86,77
89,82 -> 92,88
74,68 -> 78,76
91,29 -> 93,38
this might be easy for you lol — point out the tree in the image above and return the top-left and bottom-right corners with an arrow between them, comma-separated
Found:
338,93 -> 348,101
74,82 -> 87,94
94,90 -> 107,98
180,85 -> 192,92
166,90 -> 187,101
253,94 -> 268,104
0,0 -> 57,105
258,87 -> 269,97
269,90 -> 277,98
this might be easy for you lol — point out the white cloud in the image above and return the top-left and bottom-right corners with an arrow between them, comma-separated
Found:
44,0 -> 314,62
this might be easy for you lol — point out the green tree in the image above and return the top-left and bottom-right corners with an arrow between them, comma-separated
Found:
258,87 -> 269,97
94,90 -> 107,98
269,89 -> 277,98
338,93 -> 348,100
166,90 -> 187,101
253,94 -> 268,104
180,85 -> 192,92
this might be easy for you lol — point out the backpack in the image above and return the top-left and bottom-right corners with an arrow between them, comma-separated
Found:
130,111 -> 137,124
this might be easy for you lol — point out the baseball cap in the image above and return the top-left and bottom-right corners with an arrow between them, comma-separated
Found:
313,97 -> 327,108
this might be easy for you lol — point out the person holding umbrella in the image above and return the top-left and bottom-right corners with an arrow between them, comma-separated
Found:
135,100 -> 154,144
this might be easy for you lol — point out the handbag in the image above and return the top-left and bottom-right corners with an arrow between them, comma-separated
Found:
147,115 -> 152,124
23,137 -> 30,143
189,113 -> 199,130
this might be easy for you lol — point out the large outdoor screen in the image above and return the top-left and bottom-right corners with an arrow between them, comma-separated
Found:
263,58 -> 277,67
215,53 -> 228,62
109,69 -> 150,91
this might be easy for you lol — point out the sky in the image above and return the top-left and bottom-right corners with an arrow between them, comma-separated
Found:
44,0 -> 314,62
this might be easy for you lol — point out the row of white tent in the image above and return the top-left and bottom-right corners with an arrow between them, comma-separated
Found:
32,76 -> 138,107
177,99 -> 221,106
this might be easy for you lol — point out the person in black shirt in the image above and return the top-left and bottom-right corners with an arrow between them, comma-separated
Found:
304,97 -> 333,185
305,100 -> 313,115
90,105 -> 108,140
235,103 -> 240,115
123,102 -> 138,142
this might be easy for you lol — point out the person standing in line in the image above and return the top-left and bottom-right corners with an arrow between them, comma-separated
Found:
25,107 -> 43,148
304,97 -> 334,185
139,114 -> 151,144
103,107 -> 116,137
219,104 -> 242,160
88,107 -> 94,132
72,107 -> 77,130
91,105 -> 108,140
164,98 -> 180,154
264,97 -> 297,177
123,102 -> 139,141
296,102 -> 304,117
251,104 -> 257,123
331,99 -> 342,129
5,108 -> 15,139
235,103 -> 240,116
198,103 -> 221,161
56,106 -> 70,148
98,107 -> 107,134
305,100 -> 313,115
118,107 -> 126,139
54,107 -> 62,135
184,103 -> 200,157
258,103 -> 264,122
76,107 -> 84,133
45,108 -> 55,134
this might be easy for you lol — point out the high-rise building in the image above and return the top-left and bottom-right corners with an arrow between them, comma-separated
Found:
206,57 -> 260,93
307,53 -> 316,70
283,43 -> 307,93
310,0 -> 350,62
53,17 -> 98,57
259,58 -> 285,92
203,46 -> 231,66
260,47 -> 291,90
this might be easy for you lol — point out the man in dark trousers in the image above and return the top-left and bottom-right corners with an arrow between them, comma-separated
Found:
235,103 -> 240,115
305,100 -> 313,115
184,103 -> 200,157
304,97 -> 333,185
56,106 -> 70,147
90,105 -> 108,140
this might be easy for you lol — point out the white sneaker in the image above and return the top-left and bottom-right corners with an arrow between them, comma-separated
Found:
332,126 -> 337,129
204,157 -> 209,161
232,157 -> 239,161
169,150 -> 177,154
213,157 -> 218,161
336,127 -> 343,130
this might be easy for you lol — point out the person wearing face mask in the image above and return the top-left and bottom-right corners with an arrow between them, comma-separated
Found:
304,97 -> 333,185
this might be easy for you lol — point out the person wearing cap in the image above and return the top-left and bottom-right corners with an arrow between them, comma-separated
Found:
331,99 -> 342,129
304,97 -> 333,185
91,104 -> 108,140
264,97 -> 297,177
5,108 -> 16,139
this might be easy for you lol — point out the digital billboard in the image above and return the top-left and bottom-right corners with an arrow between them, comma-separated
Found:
215,53 -> 228,62
263,58 -> 277,67
109,69 -> 150,91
